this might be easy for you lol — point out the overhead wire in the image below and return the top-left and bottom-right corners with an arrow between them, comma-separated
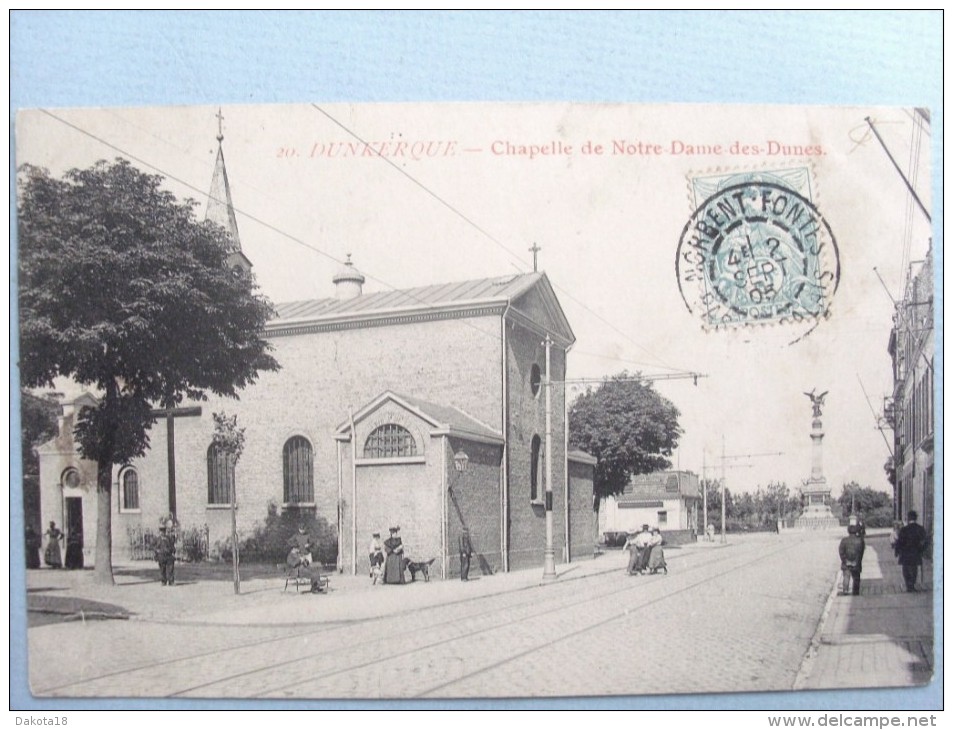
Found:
35,106 -> 698,380
31,108 -> 509,373
310,103 -> 692,376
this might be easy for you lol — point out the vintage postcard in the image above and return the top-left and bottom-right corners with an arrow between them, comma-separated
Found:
15,103 -> 934,700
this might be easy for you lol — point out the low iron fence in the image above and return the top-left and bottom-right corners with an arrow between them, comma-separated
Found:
127,524 -> 209,562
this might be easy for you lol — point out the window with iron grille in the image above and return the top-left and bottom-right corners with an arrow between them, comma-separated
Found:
283,436 -> 314,503
530,434 -> 542,502
121,468 -> 140,511
364,424 -> 417,458
207,444 -> 233,505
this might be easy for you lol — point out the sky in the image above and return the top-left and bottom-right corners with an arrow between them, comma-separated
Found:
14,102 -> 932,498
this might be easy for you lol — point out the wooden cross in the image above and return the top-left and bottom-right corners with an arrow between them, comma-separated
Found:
528,242 -> 541,272
150,405 -> 203,517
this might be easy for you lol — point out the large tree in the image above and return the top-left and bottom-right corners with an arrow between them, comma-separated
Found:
838,481 -> 894,527
20,388 -> 60,478
568,372 -> 682,505
18,159 -> 280,584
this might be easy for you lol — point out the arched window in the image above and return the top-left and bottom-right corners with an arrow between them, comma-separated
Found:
120,468 -> 140,511
207,444 -> 234,505
283,436 -> 314,504
364,424 -> 417,459
530,434 -> 542,502
530,363 -> 542,397
61,467 -> 81,489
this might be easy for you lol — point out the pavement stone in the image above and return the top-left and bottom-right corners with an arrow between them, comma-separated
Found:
796,533 -> 934,690
23,530 -> 935,701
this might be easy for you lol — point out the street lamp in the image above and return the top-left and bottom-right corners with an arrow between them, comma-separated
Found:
443,449 -> 469,580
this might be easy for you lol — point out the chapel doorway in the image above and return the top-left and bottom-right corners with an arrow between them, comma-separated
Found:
64,497 -> 85,569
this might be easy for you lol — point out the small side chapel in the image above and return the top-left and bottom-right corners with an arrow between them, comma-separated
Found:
34,127 -> 596,578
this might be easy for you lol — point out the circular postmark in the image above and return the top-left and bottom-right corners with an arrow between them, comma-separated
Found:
676,181 -> 840,334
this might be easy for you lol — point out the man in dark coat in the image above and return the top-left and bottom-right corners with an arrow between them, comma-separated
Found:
25,526 -> 42,569
896,510 -> 928,592
155,523 -> 176,586
459,528 -> 473,581
838,524 -> 865,596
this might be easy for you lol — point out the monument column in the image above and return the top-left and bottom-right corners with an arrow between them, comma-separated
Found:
796,389 -> 839,528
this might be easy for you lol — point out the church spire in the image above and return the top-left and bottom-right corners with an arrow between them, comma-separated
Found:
206,108 -> 243,258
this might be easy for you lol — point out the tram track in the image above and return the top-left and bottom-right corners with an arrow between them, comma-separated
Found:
39,538 -> 805,699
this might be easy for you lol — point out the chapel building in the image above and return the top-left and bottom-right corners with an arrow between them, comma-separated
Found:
35,130 -> 596,578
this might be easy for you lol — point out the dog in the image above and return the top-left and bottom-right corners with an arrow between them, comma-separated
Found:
403,557 -> 436,582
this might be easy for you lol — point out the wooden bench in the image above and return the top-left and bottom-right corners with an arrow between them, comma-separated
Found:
280,563 -> 330,593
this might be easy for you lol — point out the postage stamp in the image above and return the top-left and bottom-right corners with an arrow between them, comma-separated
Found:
676,168 -> 840,335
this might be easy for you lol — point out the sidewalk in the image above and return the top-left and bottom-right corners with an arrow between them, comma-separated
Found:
795,533 -> 935,689
27,543 -> 717,628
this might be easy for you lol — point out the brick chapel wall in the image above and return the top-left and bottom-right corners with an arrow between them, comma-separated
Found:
445,437 -> 504,578
567,458 -> 595,562
338,405 -> 441,576
152,314 -> 504,549
504,319 -> 567,572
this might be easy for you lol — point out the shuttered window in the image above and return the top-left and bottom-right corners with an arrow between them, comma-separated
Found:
283,436 -> 314,503
207,444 -> 234,505
121,469 -> 140,511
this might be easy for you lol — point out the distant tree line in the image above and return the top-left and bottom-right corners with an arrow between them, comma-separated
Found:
700,479 -> 893,531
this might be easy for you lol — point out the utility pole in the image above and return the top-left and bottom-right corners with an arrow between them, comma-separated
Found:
542,334 -> 556,581
545,369 -> 704,576
713,446 -> 785,543
721,437 -> 727,544
702,450 -> 708,538
864,117 -> 931,223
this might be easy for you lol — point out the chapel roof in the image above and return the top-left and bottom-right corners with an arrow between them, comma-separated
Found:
267,268 -> 575,346
335,390 -> 504,445
273,272 -> 542,322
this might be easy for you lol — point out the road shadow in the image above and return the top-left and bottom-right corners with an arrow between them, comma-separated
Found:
843,534 -> 933,685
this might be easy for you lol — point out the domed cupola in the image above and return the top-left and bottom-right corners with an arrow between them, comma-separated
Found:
332,254 -> 365,300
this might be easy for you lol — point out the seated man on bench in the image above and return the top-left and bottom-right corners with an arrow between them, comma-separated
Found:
286,546 -> 328,593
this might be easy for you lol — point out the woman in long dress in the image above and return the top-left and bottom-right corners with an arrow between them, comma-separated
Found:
646,528 -> 667,574
44,521 -> 63,568
382,527 -> 406,584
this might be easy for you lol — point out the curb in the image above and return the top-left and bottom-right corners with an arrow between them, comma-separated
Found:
28,608 -> 130,621
793,569 -> 839,690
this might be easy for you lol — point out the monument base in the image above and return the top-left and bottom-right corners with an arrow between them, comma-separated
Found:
796,480 -> 840,529
795,503 -> 840,530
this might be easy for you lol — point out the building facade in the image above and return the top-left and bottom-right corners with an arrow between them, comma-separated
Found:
887,244 -> 935,534
597,471 -> 701,540
34,136 -> 596,577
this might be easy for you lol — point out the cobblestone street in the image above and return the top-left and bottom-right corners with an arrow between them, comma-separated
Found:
27,532 -> 847,700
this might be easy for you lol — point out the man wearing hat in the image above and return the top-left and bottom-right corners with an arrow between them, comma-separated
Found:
154,520 -> 176,586
382,526 -> 406,584
288,524 -> 314,567
368,532 -> 384,580
896,510 -> 929,592
838,523 -> 865,596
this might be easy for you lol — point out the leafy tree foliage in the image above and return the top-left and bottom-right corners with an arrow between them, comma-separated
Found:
838,481 -> 894,527
18,159 -> 279,583
20,388 -> 60,477
701,479 -> 801,532
568,372 -> 682,504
